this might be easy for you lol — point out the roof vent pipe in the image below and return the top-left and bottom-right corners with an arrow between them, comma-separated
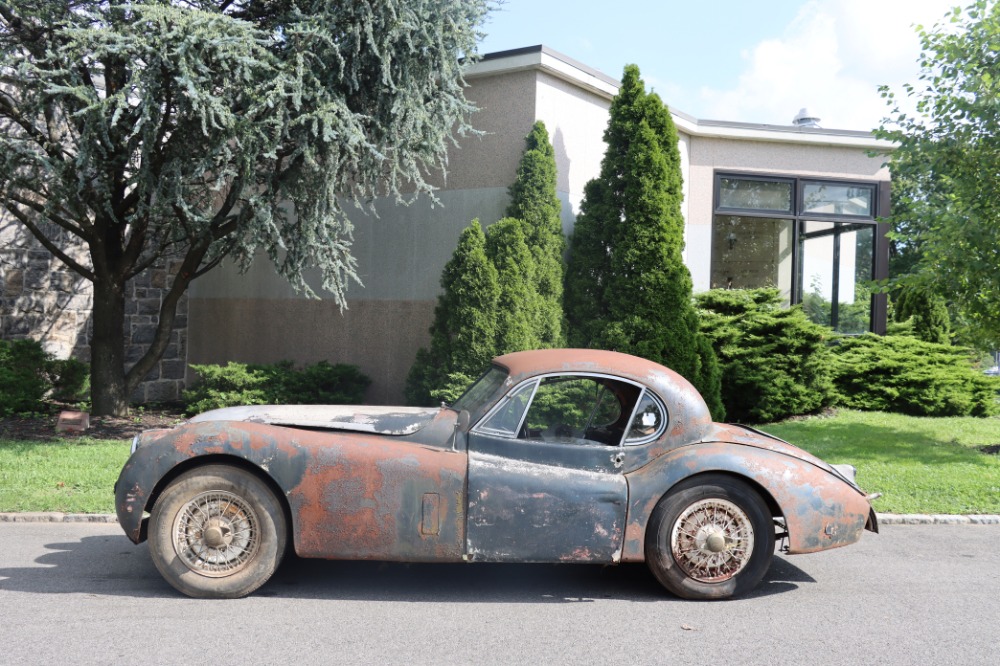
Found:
793,108 -> 821,128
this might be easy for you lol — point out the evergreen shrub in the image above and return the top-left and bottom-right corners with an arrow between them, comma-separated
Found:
49,357 -> 90,403
184,360 -> 370,415
563,64 -> 724,419
696,288 -> 836,423
0,339 -> 51,415
829,335 -> 997,416
405,220 -> 500,406
892,290 -> 951,344
0,339 -> 90,413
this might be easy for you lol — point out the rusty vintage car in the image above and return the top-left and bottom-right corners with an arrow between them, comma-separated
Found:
115,349 -> 878,599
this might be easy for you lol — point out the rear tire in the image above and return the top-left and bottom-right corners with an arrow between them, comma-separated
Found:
148,465 -> 287,599
645,474 -> 774,600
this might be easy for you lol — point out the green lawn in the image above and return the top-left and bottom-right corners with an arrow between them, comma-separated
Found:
0,438 -> 129,513
1,409 -> 998,515
765,410 -> 1000,515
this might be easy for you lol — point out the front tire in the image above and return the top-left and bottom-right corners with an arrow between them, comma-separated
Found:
148,465 -> 287,599
645,475 -> 774,600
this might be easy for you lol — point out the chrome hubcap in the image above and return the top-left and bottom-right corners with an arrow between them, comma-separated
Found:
172,491 -> 260,578
670,498 -> 755,583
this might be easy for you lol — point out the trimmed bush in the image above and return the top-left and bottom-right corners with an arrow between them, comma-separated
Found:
0,339 -> 51,415
829,334 -> 997,417
276,361 -> 371,405
49,357 -> 90,403
183,360 -> 370,415
405,220 -> 500,406
697,288 -> 836,423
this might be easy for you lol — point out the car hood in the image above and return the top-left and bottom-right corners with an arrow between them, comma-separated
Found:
188,405 -> 442,436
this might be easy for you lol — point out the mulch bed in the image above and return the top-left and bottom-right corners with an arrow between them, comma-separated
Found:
0,406 -> 187,442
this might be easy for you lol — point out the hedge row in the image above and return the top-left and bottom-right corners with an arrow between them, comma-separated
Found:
698,288 -> 998,423
183,360 -> 370,415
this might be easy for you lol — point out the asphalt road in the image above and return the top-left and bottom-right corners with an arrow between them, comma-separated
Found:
0,522 -> 997,665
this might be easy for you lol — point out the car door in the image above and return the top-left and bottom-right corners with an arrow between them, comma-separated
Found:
465,374 -> 639,563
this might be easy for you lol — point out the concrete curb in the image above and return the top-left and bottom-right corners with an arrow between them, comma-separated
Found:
2,512 -> 999,525
876,513 -> 1000,525
0,512 -> 118,523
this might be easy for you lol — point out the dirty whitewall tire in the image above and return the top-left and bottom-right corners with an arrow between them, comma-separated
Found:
148,465 -> 287,599
645,474 -> 774,600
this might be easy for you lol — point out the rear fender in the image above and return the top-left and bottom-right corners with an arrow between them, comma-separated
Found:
622,442 -> 872,561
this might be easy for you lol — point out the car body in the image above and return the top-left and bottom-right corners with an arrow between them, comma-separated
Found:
115,348 -> 877,599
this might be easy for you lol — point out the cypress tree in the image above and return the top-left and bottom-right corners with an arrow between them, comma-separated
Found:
564,65 -> 725,418
405,220 -> 499,405
506,121 -> 566,347
486,218 -> 542,355
894,290 -> 951,345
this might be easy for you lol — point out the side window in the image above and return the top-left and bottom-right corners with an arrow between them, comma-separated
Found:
519,376 -> 640,446
625,391 -> 667,444
478,380 -> 536,436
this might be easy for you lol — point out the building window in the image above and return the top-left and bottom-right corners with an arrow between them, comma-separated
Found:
711,173 -> 884,334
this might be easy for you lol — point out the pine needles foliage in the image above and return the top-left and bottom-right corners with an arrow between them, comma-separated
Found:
829,334 -> 998,417
893,290 -> 952,345
697,289 -> 836,423
405,220 -> 499,406
506,121 -> 566,347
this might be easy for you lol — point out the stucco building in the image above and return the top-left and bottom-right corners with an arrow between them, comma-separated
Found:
0,45 -> 892,404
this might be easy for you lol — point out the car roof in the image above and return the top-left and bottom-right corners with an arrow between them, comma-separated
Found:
492,349 -> 715,444
494,348 -> 685,390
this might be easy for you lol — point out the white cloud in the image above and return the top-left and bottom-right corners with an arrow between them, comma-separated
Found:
697,0 -> 956,130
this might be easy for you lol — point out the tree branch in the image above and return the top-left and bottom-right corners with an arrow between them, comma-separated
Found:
2,203 -> 95,280
6,191 -> 91,241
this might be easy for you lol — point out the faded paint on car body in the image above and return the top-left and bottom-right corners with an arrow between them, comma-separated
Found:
620,437 -> 871,561
116,410 -> 467,562
190,405 -> 441,436
115,348 -> 875,580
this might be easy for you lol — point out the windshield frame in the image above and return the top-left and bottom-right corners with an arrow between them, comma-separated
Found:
450,365 -> 510,424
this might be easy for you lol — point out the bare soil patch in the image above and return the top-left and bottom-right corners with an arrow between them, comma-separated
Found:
0,406 -> 186,442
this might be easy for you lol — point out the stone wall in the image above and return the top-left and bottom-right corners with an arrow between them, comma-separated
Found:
0,219 -> 188,404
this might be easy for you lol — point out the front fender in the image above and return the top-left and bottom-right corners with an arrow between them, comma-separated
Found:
621,441 -> 872,561
114,421 -> 310,543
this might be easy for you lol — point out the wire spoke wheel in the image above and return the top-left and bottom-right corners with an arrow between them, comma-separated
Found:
149,465 -> 287,598
645,475 -> 774,600
670,498 -> 754,583
172,491 -> 261,578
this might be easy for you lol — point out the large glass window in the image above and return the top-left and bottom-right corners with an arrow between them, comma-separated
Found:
712,174 -> 881,333
798,222 -> 874,334
711,216 -> 794,304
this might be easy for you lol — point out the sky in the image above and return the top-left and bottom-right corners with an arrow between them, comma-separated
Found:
478,0 -> 960,131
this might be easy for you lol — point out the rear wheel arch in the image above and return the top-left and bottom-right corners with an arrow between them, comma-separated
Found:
652,470 -> 784,526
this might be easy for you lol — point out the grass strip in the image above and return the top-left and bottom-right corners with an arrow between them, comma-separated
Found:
765,410 -> 1000,515
1,410 -> 998,515
0,438 -> 129,513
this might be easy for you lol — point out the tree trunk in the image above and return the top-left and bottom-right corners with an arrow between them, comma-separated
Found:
90,276 -> 129,416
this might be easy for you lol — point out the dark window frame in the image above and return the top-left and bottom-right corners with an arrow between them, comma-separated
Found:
712,171 -> 890,334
